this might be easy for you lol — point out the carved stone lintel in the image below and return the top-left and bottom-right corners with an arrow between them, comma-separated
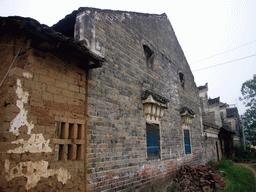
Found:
180,107 -> 195,126
142,95 -> 167,124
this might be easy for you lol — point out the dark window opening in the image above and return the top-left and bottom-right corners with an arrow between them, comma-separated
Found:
77,144 -> 83,160
59,145 -> 65,160
184,130 -> 191,154
143,45 -> 154,69
179,72 -> 185,88
146,123 -> 160,159
60,122 -> 68,139
68,123 -> 76,139
220,112 -> 224,121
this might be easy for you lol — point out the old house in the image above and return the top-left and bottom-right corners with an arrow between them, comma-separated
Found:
198,83 -> 241,160
0,16 -> 104,191
1,8 -> 215,191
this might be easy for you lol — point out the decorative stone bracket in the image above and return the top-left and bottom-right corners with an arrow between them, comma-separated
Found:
180,107 -> 195,126
142,91 -> 168,124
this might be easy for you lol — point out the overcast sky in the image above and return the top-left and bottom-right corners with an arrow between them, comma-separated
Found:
1,0 -> 256,115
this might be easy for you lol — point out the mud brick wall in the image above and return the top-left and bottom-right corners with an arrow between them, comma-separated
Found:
0,34 -> 88,191
75,8 -> 209,191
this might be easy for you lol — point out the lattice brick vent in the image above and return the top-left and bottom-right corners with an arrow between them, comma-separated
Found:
52,118 -> 85,161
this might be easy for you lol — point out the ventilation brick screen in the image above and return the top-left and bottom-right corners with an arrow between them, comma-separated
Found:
53,118 -> 85,161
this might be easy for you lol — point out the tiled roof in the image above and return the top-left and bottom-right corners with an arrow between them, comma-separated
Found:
219,102 -> 229,108
180,107 -> 195,116
198,83 -> 208,91
208,97 -> 220,105
141,90 -> 169,104
0,16 -> 105,69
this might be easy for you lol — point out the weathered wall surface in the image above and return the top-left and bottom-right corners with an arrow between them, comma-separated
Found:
75,8 -> 208,191
0,34 -> 87,191
203,138 -> 221,163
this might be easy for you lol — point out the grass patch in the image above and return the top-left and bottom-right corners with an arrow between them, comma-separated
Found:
218,158 -> 256,192
252,164 -> 256,171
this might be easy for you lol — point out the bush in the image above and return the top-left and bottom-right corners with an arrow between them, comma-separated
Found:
233,145 -> 256,162
217,158 -> 233,169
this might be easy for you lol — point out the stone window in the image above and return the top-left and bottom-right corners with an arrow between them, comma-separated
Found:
143,45 -> 154,69
53,117 -> 85,161
180,107 -> 195,155
142,91 -> 168,160
146,123 -> 160,159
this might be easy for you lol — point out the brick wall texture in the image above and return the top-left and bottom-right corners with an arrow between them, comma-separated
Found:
74,8 -> 220,191
0,8 -> 220,192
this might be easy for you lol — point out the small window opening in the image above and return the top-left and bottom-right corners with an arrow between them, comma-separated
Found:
77,124 -> 84,139
179,72 -> 185,88
67,144 -> 77,160
146,123 -> 160,159
220,112 -> 224,121
77,144 -> 84,160
60,122 -> 68,139
59,145 -> 65,160
143,45 -> 154,69
69,123 -> 76,139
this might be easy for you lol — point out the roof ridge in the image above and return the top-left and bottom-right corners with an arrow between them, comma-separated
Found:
77,7 -> 167,18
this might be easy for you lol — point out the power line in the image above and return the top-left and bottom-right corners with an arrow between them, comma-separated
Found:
191,40 -> 256,64
193,53 -> 256,72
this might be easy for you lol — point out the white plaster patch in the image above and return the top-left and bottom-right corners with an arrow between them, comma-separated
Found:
9,77 -> 52,154
7,134 -> 52,153
5,159 -> 71,190
10,79 -> 34,136
23,72 -> 33,79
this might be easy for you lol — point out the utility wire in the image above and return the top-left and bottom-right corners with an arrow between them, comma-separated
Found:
0,40 -> 26,88
193,53 -> 256,72
191,40 -> 256,64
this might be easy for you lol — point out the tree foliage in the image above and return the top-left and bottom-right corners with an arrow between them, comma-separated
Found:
240,75 -> 256,144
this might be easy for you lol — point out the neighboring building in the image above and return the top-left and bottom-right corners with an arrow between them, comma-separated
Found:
1,8 -> 217,191
198,83 -> 241,160
0,16 -> 104,191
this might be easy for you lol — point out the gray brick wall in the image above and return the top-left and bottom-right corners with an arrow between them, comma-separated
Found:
76,8 -> 208,191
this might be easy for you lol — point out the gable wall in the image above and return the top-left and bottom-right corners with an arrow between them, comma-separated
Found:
75,9 -> 208,191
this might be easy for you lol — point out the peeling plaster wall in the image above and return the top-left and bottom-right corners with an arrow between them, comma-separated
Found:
5,159 -> 71,190
0,32 -> 89,191
7,133 -> 52,153
4,72 -> 71,190
8,74 -> 52,154
9,78 -> 34,136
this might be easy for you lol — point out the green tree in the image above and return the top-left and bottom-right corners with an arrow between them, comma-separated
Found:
240,75 -> 256,145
